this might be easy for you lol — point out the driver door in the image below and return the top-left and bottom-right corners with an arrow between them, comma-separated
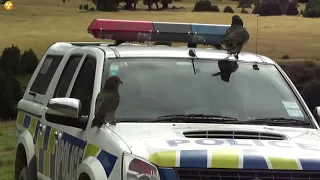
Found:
40,48 -> 104,180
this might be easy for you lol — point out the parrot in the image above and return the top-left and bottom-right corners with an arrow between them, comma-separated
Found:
220,15 -> 250,60
91,76 -> 123,128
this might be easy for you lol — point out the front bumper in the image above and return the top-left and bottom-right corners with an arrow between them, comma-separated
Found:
158,168 -> 320,180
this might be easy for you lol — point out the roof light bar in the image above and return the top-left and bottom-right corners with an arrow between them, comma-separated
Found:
87,19 -> 230,46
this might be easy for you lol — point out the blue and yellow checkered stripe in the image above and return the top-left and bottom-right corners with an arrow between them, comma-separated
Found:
16,111 -> 118,179
18,110 -> 320,179
149,149 -> 320,171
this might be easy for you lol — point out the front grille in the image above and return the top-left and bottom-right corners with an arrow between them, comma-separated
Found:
174,168 -> 320,180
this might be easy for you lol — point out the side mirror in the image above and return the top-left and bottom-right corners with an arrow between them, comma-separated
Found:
45,98 -> 87,130
314,106 -> 320,122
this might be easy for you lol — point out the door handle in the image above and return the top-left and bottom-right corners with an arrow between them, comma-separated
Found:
54,131 -> 63,141
39,123 -> 46,135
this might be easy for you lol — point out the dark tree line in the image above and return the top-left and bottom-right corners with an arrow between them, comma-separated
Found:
0,45 -> 39,120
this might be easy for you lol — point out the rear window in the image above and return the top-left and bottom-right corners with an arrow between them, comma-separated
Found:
30,55 -> 64,95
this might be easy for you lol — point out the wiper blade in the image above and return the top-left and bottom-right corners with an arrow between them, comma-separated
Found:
235,117 -> 311,127
153,114 -> 238,123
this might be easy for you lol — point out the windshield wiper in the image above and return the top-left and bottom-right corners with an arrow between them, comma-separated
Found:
152,114 -> 238,123
233,117 -> 311,127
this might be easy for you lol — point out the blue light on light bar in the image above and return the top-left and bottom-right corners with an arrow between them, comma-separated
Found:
87,19 -> 230,46
191,23 -> 230,45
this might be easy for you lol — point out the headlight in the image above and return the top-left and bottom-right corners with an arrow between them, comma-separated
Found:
122,153 -> 160,180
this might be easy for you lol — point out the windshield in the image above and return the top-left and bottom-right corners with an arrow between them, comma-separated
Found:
103,58 -> 310,124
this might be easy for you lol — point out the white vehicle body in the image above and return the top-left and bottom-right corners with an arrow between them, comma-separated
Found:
14,41 -> 320,180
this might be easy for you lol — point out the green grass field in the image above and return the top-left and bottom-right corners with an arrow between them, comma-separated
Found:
0,0 -> 319,179
0,0 -> 319,59
0,121 -> 16,180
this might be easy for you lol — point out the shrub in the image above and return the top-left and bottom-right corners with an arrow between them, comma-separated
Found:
238,0 -> 252,8
303,7 -> 319,17
0,44 -> 21,75
79,4 -> 83,9
306,0 -> 320,10
303,0 -> 320,17
89,7 -> 95,11
282,54 -> 290,59
285,2 -> 299,15
7,73 -> 23,102
83,4 -> 89,10
19,49 -> 39,75
241,8 -> 248,13
255,2 -> 283,16
193,0 -> 213,12
278,60 -> 320,112
94,0 -> 119,11
161,0 -> 170,9
223,5 -> 234,13
302,78 -> 320,112
0,70 -> 17,120
212,4 -> 220,12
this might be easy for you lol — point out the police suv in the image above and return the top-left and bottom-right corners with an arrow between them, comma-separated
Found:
15,19 -> 320,180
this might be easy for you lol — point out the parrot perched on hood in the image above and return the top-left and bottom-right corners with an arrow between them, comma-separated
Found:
91,76 -> 123,128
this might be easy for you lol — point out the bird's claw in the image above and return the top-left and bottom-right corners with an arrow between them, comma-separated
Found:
109,120 -> 117,126
234,54 -> 239,60
226,51 -> 239,60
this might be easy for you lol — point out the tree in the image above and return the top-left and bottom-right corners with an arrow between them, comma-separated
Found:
253,0 -> 298,16
223,6 -> 235,13
303,0 -> 320,17
0,45 -> 21,75
306,0 -> 320,9
0,70 -> 17,120
93,0 -> 121,11
278,61 -> 320,112
238,0 -> 253,8
19,49 -> 39,75
193,0 -> 213,12
285,2 -> 299,15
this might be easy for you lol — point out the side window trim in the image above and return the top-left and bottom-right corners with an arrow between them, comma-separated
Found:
43,49 -> 88,107
27,54 -> 64,105
52,54 -> 83,98
89,55 -> 105,121
69,54 -> 97,116
42,53 -> 75,106
65,53 -> 88,98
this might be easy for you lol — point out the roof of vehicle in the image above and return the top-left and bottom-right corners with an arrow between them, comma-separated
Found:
49,42 -> 276,64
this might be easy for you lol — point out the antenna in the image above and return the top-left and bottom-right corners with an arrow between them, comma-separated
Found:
149,0 -> 152,21
256,14 -> 259,56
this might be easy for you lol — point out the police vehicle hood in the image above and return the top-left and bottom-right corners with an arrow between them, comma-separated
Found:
110,123 -> 320,170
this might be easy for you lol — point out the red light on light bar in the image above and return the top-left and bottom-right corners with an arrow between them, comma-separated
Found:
88,19 -> 154,41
